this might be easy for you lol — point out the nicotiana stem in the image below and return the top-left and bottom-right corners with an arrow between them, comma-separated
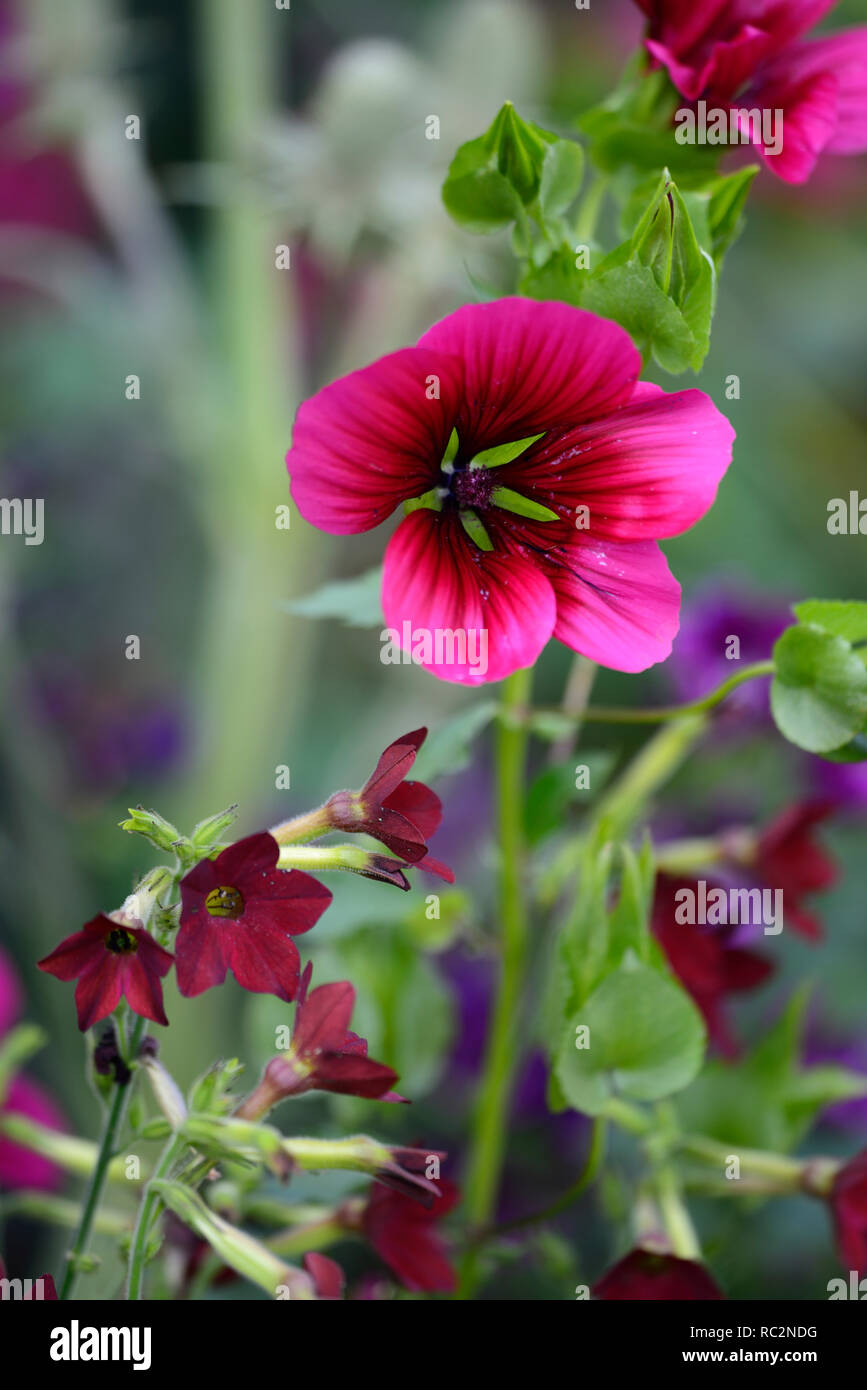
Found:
59,1013 -> 147,1300
459,667 -> 533,1296
126,1132 -> 188,1300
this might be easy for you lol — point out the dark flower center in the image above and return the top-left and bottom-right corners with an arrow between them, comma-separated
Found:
206,885 -> 245,918
451,465 -> 495,512
106,927 -> 138,955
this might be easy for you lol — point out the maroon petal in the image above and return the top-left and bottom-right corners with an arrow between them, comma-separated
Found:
594,1248 -> 723,1300
362,729 -> 427,803
304,1252 -> 345,1300
223,922 -> 301,1001
241,869 -> 332,938
123,955 -> 170,1028
174,911 -> 231,998
73,954 -> 124,1032
37,917 -> 110,981
382,780 -> 443,841
312,1053 -> 401,1099
293,981 -> 357,1057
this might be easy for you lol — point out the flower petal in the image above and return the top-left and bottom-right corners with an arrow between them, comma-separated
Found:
545,537 -> 682,673
288,347 -> 464,534
498,383 -> 734,541
74,954 -> 123,1032
741,69 -> 839,182
382,509 -> 556,685
417,298 -> 640,457
224,923 -> 301,1001
174,912 -> 231,998
122,955 -> 170,1027
383,780 -> 443,841
241,869 -> 332,937
294,981 -> 357,1057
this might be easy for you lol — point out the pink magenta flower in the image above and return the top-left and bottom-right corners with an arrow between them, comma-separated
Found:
0,946 -> 66,1191
37,915 -> 174,1032
288,299 -> 733,684
176,833 -> 332,1002
635,0 -> 867,182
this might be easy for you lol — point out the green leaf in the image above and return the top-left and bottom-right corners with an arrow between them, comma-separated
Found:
538,138 -> 584,220
411,701 -> 498,781
705,165 -> 758,265
442,162 -> 524,234
519,244 -> 587,305
524,753 -> 616,845
555,962 -> 706,1115
770,623 -> 867,753
282,566 -> 383,629
677,988 -> 867,1152
583,260 -> 699,374
792,599 -> 867,645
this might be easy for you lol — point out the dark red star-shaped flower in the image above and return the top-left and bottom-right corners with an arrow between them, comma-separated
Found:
176,833 -> 331,1002
830,1148 -> 867,1278
236,963 -> 404,1116
651,874 -> 773,1057
754,801 -> 837,941
326,728 -> 454,883
593,1248 -> 723,1300
361,1177 -> 459,1293
38,915 -> 174,1031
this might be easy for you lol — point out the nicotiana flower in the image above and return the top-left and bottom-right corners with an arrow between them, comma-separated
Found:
324,727 -> 453,879
235,963 -> 404,1116
303,1251 -> 345,1300
593,1248 -> 723,1300
288,298 -> 734,684
830,1149 -> 867,1277
0,947 -> 65,1191
652,873 -> 773,1057
358,1176 -> 459,1293
37,914 -> 174,1032
176,833 -> 331,1002
635,0 -> 867,182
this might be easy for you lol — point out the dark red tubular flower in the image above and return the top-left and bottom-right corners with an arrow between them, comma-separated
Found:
830,1149 -> 867,1277
753,801 -> 837,941
635,0 -> 867,182
651,874 -> 773,1057
326,728 -> 454,883
360,1178 -> 460,1293
303,1252 -> 345,1300
235,964 -> 404,1117
176,833 -> 331,1002
593,1248 -> 723,1300
37,915 -> 174,1031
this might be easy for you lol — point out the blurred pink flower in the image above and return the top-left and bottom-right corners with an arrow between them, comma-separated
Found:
635,1 -> 867,182
0,946 -> 65,1192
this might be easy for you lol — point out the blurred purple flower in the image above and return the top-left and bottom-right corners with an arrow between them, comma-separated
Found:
806,1022 -> 867,1133
669,586 -> 790,725
29,666 -> 186,797
806,757 -> 867,815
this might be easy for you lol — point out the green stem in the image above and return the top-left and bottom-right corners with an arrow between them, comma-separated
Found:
458,668 -> 533,1296
126,1132 -> 187,1300
59,1014 -> 147,1300
534,660 -> 775,726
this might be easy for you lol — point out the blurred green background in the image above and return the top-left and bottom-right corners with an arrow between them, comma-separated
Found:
1,0 -> 866,1299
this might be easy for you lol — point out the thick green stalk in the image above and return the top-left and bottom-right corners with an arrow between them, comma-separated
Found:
459,668 -> 533,1295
